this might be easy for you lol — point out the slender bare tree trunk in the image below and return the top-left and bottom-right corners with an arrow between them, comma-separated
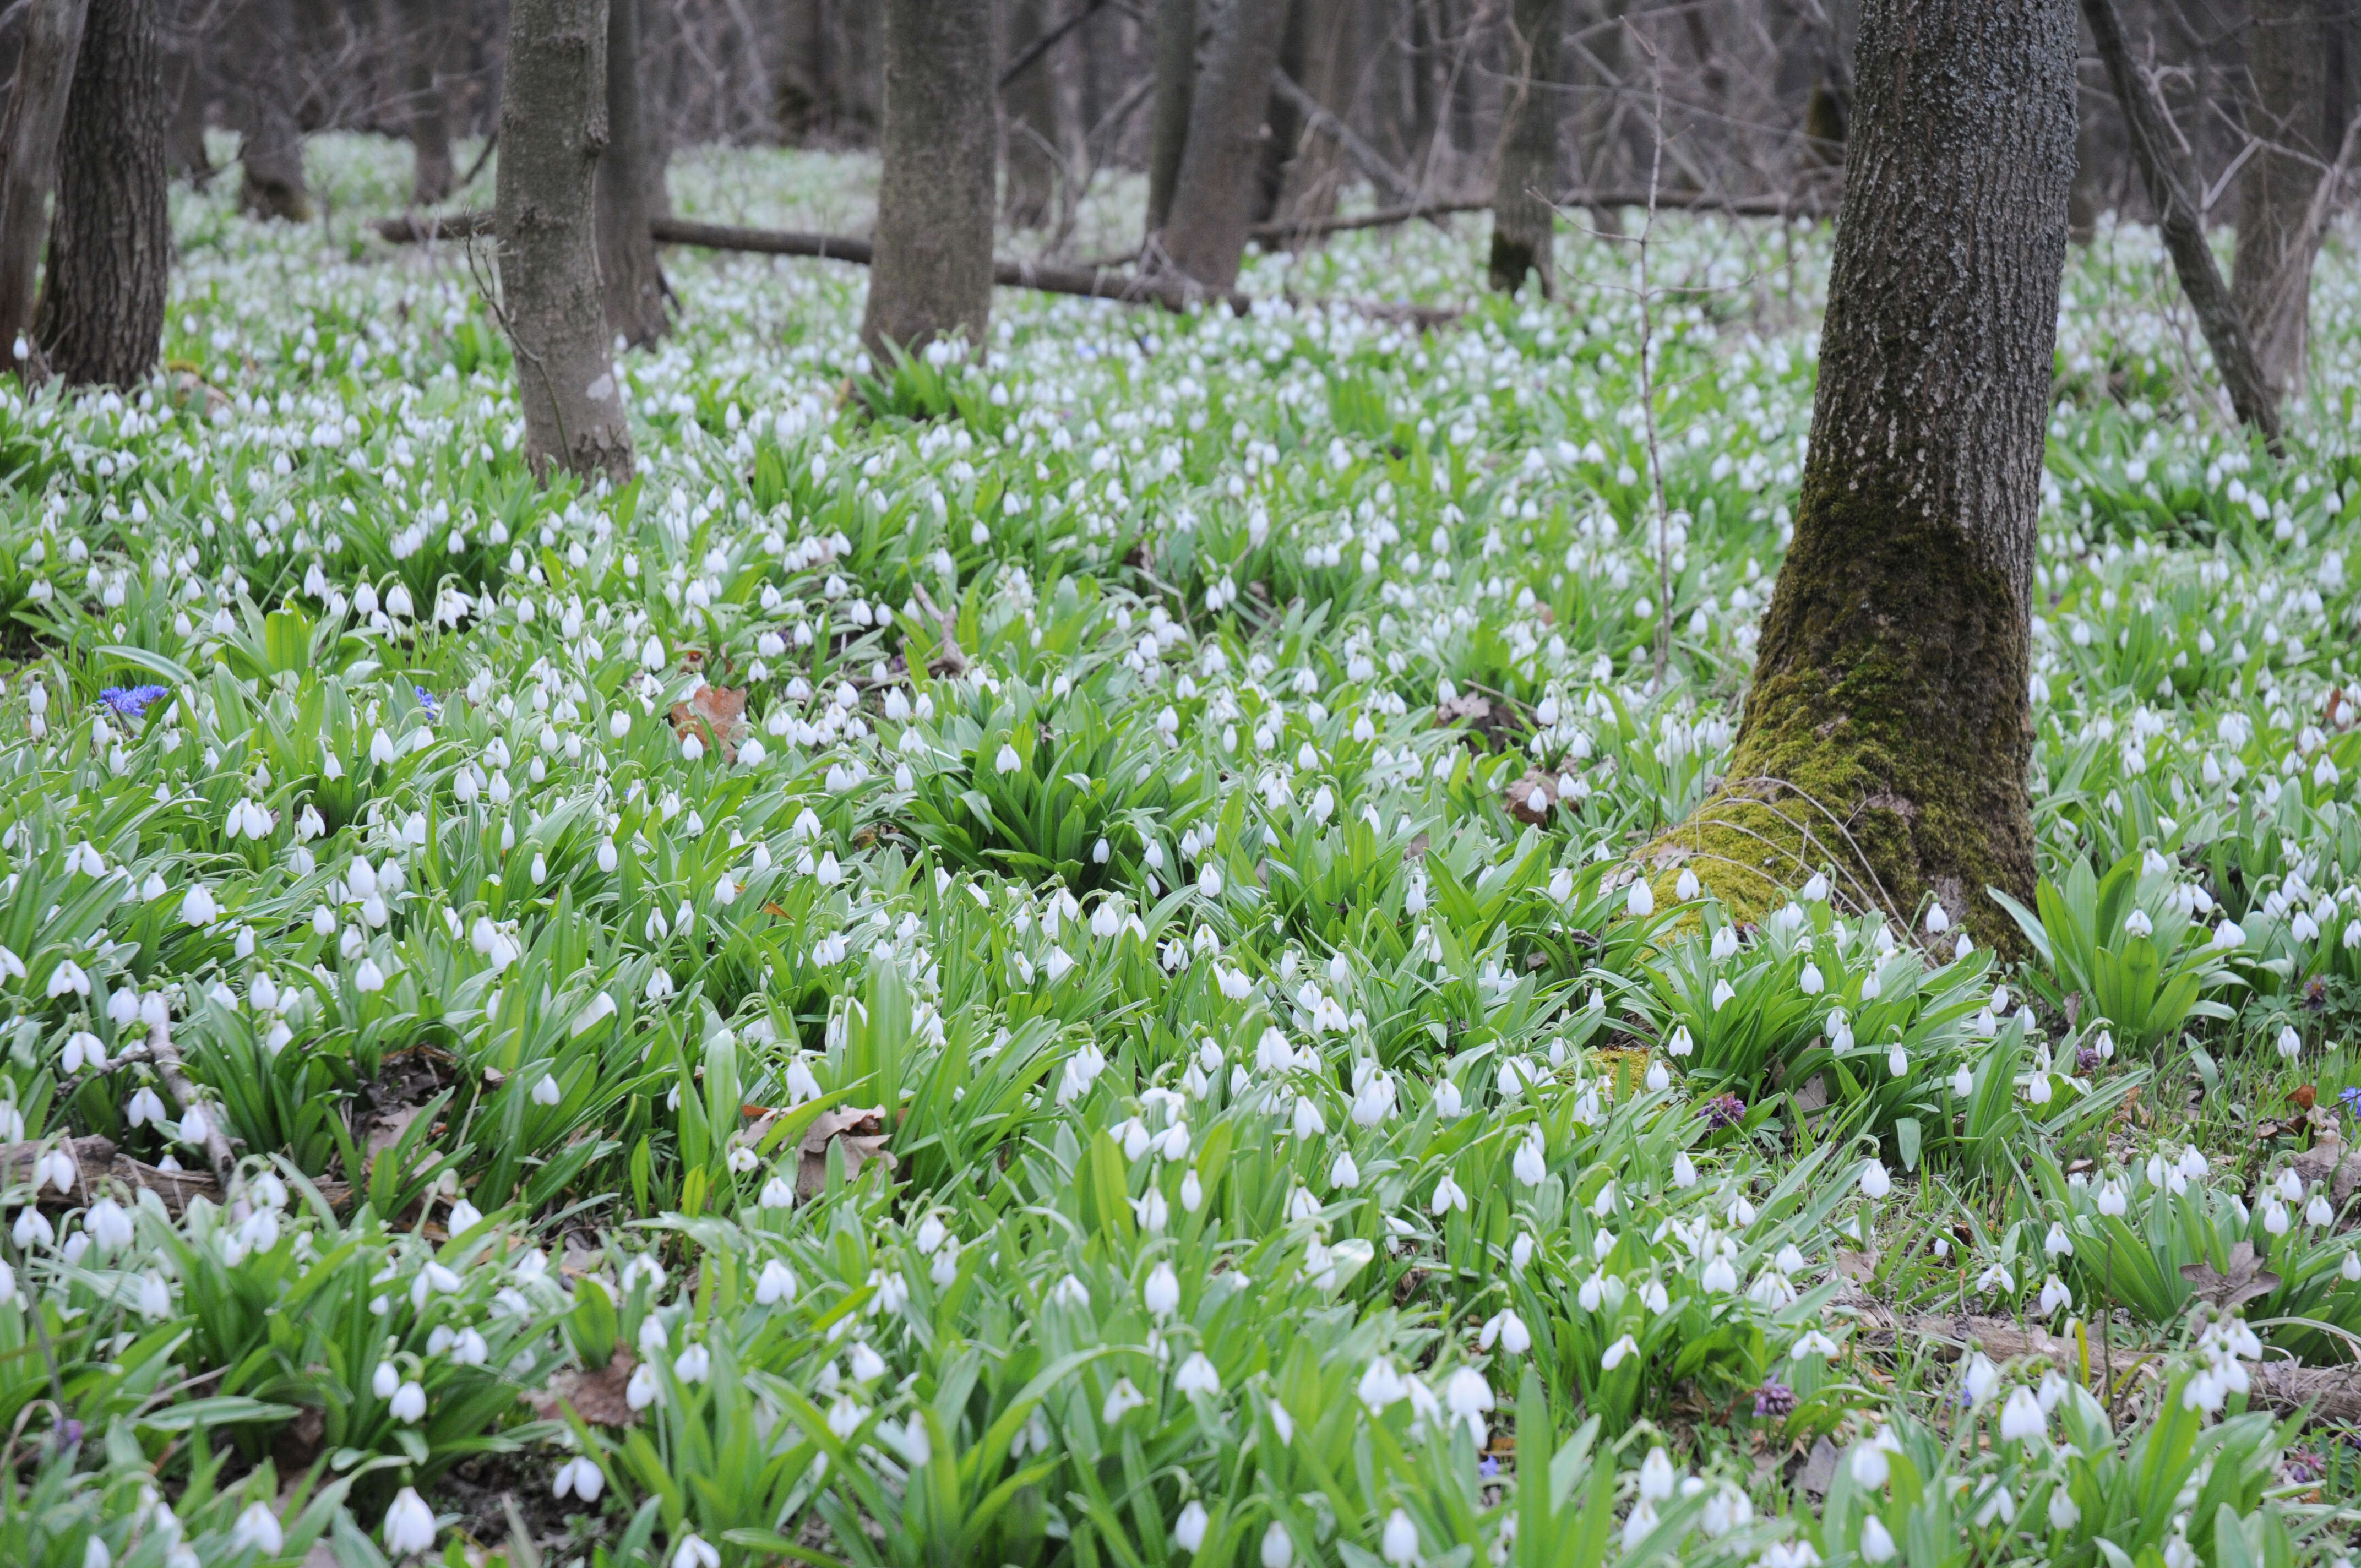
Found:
1657,0 -> 2077,956
2082,0 -> 2282,449
400,0 -> 455,204
1005,0 -> 1062,228
0,0 -> 92,382
1145,0 -> 1196,237
861,0 -> 997,362
38,0 -> 168,389
231,0 -> 309,219
1252,0 -> 1312,222
640,0 -> 674,217
1156,0 -> 1288,290
1488,0 -> 1563,295
2230,0 -> 2326,410
159,0 -> 209,181
1273,0 -> 1368,224
597,0 -> 668,345
497,0 -> 635,483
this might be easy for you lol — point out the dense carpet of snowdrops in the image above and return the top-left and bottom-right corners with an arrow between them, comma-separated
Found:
2,135 -> 2360,1567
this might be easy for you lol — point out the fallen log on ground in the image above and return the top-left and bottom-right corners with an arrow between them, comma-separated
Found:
1248,185 -> 1841,244
1852,1304 -> 2361,1424
0,1133 -> 351,1217
372,211 -> 1459,328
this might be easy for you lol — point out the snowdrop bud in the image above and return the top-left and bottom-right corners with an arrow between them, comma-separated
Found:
1175,1501 -> 1210,1554
1859,1517 -> 1896,1564
1381,1509 -> 1419,1566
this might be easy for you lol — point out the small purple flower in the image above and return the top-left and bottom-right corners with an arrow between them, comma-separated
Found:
2341,1085 -> 2361,1120
1702,1093 -> 1747,1131
98,684 -> 168,722
55,1418 -> 83,1448
413,685 -> 440,720
1753,1379 -> 1795,1419
1478,1454 -> 1500,1478
2076,1046 -> 2102,1076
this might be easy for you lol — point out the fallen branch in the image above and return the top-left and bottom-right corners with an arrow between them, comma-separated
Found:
0,1134 -> 349,1217
1252,184 -> 1839,243
373,212 -> 1460,328
147,1020 -> 238,1197
1269,67 -> 1421,208
1852,1305 -> 2361,1423
1000,0 -> 1111,91
907,582 -> 968,677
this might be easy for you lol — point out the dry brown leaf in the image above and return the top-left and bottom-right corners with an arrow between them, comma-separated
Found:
2179,1241 -> 2281,1310
796,1106 -> 895,1201
670,684 -> 749,763
1504,769 -> 1556,825
529,1348 -> 641,1427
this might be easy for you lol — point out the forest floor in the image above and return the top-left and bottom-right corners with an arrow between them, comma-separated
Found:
1,135 -> 2359,1564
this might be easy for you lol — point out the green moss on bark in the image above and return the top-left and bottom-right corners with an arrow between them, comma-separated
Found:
1646,471 -> 2038,955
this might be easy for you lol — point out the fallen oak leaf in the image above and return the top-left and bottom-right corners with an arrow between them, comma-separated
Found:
528,1346 -> 640,1427
670,683 -> 749,763
796,1105 -> 895,1202
2179,1240 -> 2281,1310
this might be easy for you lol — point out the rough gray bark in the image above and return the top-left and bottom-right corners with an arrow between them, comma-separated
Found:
231,0 -> 309,219
861,0 -> 997,363
0,0 -> 92,382
1144,0 -> 1196,237
1272,0 -> 1368,224
1488,0 -> 1563,295
1156,0 -> 1288,290
2229,0 -> 2326,410
160,0 -> 208,181
36,0 -> 168,389
2082,0 -> 2283,449
1005,0 -> 1062,227
1659,0 -> 2077,955
496,0 -> 635,483
400,0 -> 455,204
596,0 -> 668,345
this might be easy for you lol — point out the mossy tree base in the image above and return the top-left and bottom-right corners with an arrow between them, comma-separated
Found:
1645,0 -> 2075,959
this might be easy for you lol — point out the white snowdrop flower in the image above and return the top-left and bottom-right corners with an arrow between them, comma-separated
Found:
1329,1150 -> 1361,1189
1175,1501 -> 1210,1553
1260,1522 -> 1294,1568
180,886 -> 217,926
1101,1376 -> 1148,1424
1962,1353 -> 2000,1406
2308,1194 -> 2335,1227
2214,920 -> 2247,950
1512,1131 -> 1547,1186
994,743 -> 1022,774
1638,1446 -> 1675,1501
1798,962 -> 1824,995
671,1535 -> 720,1568
1144,1263 -> 1182,1317
390,1380 -> 427,1423
1998,1385 -> 2046,1444
2277,1025 -> 2302,1060
1433,1077 -> 1464,1118
2048,1488 -> 2081,1531
383,1488 -> 436,1555
2264,1199 -> 2291,1235
1381,1509 -> 1419,1566
373,1361 -> 402,1399
552,1456 -> 604,1502
1626,879 -> 1655,918
355,959 -> 385,993
674,1344 -> 712,1384
1430,1172 -> 1468,1214
1858,1516 -> 1897,1564
231,1501 -> 285,1554
1701,1255 -> 1738,1293
2043,1222 -> 2074,1258
755,1259 -> 799,1305
1175,1352 -> 1221,1395
2097,1179 -> 2128,1216
1859,1160 -> 1891,1199
1600,1333 -> 1640,1370
2039,1274 -> 2073,1316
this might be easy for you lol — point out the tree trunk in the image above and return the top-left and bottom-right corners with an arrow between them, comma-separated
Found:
159,0 -> 209,181
496,0 -> 635,484
596,0 -> 668,346
2081,0 -> 2282,449
2230,0 -> 2326,410
639,0 -> 674,219
400,0 -> 455,204
1144,0 -> 1195,237
1655,0 -> 2077,956
231,0 -> 309,219
36,0 -> 168,389
1004,0 -> 1062,228
1272,0 -> 1368,225
1487,0 -> 1562,295
1252,0 -> 1312,222
1156,0 -> 1288,290
0,0 -> 92,382
861,0 -> 997,363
